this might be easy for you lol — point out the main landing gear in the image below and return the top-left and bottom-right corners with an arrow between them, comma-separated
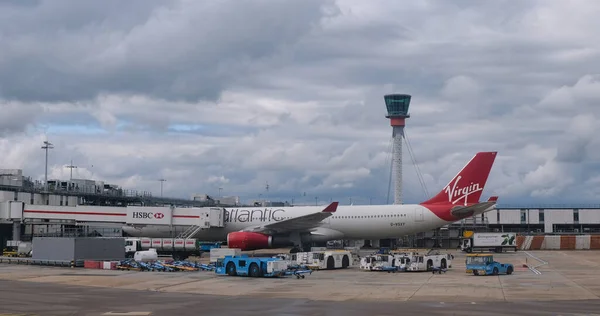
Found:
289,245 -> 312,253
288,232 -> 311,253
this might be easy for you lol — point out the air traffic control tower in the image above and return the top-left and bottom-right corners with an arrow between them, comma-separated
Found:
384,94 -> 411,205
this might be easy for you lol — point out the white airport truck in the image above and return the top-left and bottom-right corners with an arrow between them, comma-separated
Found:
292,250 -> 353,270
460,232 -> 518,253
405,249 -> 453,272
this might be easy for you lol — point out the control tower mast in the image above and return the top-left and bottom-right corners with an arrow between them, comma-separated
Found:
384,94 -> 411,205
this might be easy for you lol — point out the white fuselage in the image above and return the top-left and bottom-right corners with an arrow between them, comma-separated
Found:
121,204 -> 453,241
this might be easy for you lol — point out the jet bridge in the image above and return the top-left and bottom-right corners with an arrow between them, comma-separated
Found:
0,201 -> 225,227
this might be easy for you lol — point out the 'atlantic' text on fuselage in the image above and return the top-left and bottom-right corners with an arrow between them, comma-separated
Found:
224,208 -> 286,223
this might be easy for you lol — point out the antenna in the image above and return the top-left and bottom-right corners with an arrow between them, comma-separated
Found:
41,140 -> 54,191
65,159 -> 77,180
265,181 -> 269,206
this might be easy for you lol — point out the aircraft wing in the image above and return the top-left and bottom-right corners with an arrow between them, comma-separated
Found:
450,196 -> 498,218
239,202 -> 338,235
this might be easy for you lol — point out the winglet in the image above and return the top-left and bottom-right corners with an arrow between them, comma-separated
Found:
488,196 -> 498,202
322,202 -> 339,213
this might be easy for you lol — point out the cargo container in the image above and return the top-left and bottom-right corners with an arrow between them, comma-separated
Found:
125,237 -> 222,260
33,237 -> 125,261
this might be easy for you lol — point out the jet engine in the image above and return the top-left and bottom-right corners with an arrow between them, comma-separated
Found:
226,232 -> 294,251
227,232 -> 272,250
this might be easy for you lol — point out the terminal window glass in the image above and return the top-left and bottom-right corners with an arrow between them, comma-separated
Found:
520,209 -> 526,223
574,209 -> 579,222
384,95 -> 411,116
539,209 -> 544,223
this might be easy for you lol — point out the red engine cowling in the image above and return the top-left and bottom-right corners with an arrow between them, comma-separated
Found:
227,232 -> 273,251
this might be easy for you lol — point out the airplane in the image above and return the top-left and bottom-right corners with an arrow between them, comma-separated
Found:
122,151 -> 498,252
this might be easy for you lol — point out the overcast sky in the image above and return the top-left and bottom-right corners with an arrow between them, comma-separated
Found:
1,0 -> 599,206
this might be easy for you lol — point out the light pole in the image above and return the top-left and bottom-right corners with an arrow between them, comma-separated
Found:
158,179 -> 166,197
41,141 -> 54,191
218,187 -> 223,197
66,159 -> 77,180
315,196 -> 318,206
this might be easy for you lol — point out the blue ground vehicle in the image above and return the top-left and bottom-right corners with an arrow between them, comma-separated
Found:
466,254 -> 514,276
215,255 -> 289,278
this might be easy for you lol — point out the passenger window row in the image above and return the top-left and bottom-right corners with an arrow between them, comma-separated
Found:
332,214 -> 407,219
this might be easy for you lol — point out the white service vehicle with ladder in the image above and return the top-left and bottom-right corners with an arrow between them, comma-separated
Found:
359,252 -> 413,272
359,254 -> 394,271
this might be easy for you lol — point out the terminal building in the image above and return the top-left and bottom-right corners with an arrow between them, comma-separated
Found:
0,169 -> 240,247
411,205 -> 600,249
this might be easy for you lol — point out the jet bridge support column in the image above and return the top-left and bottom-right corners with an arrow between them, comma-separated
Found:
12,221 -> 21,242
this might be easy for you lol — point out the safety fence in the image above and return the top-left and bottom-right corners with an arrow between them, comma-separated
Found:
516,235 -> 600,250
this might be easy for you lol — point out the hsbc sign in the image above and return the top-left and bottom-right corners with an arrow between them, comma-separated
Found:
132,212 -> 164,219
127,207 -> 172,225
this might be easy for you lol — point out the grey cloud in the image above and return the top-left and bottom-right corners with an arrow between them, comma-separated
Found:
0,0 -> 335,103
0,103 -> 42,136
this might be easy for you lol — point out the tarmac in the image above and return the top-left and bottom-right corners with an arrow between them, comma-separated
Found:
1,249 -> 600,315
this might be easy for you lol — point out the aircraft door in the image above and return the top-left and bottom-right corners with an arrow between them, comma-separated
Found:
414,208 -> 424,222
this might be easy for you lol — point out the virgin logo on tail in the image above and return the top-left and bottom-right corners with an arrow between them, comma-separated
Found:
421,151 -> 496,206
443,175 -> 483,206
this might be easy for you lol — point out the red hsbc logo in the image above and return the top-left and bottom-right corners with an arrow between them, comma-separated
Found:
132,211 -> 166,220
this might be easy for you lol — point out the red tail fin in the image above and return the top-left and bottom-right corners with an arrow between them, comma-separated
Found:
420,152 -> 497,206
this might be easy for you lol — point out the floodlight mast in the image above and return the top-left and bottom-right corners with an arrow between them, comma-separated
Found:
158,178 -> 166,197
